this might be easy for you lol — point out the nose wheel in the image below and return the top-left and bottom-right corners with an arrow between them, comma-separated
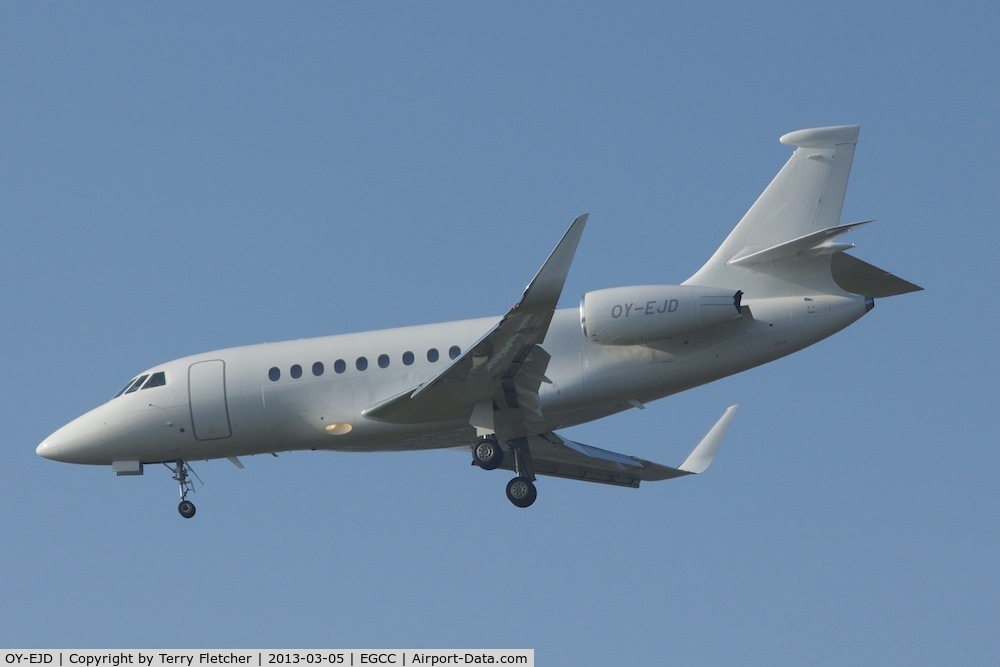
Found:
166,460 -> 200,519
178,499 -> 196,518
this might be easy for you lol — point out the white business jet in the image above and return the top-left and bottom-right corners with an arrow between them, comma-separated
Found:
37,126 -> 920,518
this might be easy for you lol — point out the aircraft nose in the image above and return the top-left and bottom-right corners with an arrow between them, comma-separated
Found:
35,439 -> 53,459
36,408 -> 109,464
36,423 -> 81,462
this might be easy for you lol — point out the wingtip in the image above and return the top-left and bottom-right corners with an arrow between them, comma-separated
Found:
678,404 -> 739,474
516,212 -> 589,308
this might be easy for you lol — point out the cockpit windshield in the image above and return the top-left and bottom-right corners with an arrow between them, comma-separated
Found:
112,371 -> 167,398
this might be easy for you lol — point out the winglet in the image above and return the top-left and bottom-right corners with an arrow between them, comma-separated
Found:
678,405 -> 739,474
515,213 -> 588,312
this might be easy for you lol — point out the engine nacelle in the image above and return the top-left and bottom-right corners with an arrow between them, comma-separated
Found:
580,285 -> 742,345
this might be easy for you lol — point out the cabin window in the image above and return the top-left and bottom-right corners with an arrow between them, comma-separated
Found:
291,364 -> 303,379
268,367 -> 280,381
334,359 -> 346,374
402,351 -> 414,365
356,357 -> 368,371
427,348 -> 439,362
312,362 -> 324,377
449,345 -> 461,360
378,354 -> 390,369
141,372 -> 166,389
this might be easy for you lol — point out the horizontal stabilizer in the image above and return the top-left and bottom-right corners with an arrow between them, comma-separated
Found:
717,217 -> 922,299
831,253 -> 923,297
728,221 -> 873,267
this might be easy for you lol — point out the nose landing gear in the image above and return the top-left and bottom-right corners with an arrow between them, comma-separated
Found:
166,460 -> 200,519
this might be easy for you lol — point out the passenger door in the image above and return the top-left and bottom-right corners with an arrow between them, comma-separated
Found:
188,360 -> 232,440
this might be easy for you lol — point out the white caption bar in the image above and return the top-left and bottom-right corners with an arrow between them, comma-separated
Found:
0,652 -> 533,667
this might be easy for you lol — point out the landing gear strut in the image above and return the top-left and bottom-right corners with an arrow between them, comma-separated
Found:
505,438 -> 537,508
167,460 -> 199,519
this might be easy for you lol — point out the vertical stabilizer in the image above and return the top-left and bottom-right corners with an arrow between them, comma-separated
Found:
685,125 -> 861,296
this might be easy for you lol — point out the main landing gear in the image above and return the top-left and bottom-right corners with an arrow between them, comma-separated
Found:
471,435 -> 538,508
472,435 -> 504,470
166,460 -> 199,519
505,476 -> 537,508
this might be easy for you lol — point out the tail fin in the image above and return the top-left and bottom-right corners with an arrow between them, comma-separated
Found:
684,125 -> 919,298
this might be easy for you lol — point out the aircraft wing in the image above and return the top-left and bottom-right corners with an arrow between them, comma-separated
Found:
362,214 -> 588,424
502,405 -> 739,488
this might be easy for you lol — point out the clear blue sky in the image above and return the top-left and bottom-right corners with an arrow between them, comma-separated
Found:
3,2 -> 997,663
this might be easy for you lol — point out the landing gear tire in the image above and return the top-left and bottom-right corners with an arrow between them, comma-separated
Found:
505,476 -> 537,508
473,436 -> 504,470
178,500 -> 197,519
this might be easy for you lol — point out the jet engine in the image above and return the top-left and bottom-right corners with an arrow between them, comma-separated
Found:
580,285 -> 742,345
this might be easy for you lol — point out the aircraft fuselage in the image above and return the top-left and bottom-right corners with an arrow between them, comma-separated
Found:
39,293 -> 868,466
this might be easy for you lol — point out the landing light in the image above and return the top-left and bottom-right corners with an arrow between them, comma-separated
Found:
324,423 -> 353,435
